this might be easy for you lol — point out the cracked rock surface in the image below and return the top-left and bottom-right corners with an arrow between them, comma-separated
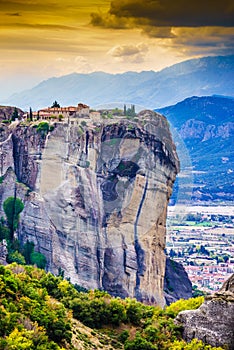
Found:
175,274 -> 234,349
0,111 -> 179,306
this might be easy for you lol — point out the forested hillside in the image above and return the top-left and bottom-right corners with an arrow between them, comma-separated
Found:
0,263 -> 224,349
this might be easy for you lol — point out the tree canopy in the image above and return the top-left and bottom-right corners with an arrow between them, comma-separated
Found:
11,107 -> 19,121
3,196 -> 24,239
51,100 -> 60,108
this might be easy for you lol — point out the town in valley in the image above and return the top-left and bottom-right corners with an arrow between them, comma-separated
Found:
166,205 -> 234,293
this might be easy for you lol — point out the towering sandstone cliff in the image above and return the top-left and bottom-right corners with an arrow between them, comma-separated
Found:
0,110 -> 179,306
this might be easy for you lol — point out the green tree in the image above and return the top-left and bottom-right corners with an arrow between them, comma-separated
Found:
4,328 -> 33,350
7,251 -> 26,265
125,332 -> 157,350
118,330 -> 129,344
126,299 -> 143,325
3,197 -> 24,240
11,108 -> 19,122
29,107 -> 33,122
192,286 -> 206,297
223,254 -> 229,263
169,248 -> 176,258
36,122 -> 50,136
81,120 -> 87,127
22,240 -> 35,264
51,101 -> 60,108
30,252 -> 47,269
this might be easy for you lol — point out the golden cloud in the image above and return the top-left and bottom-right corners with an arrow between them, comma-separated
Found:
108,43 -> 148,56
108,42 -> 149,63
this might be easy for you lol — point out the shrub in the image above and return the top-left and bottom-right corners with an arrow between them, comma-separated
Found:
0,220 -> 10,241
125,298 -> 143,325
36,122 -> 49,134
109,298 -> 126,325
165,296 -> 204,318
7,251 -> 26,265
144,325 -> 160,342
124,332 -> 157,350
22,241 -> 35,264
0,264 -> 72,348
170,339 -> 224,349
118,330 -> 129,344
30,252 -> 47,269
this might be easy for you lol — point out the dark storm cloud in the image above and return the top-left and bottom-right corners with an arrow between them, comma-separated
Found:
90,12 -> 130,29
108,0 -> 234,27
91,0 -> 234,31
170,27 -> 234,54
90,0 -> 234,53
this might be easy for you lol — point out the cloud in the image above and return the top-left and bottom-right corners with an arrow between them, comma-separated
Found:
0,0 -> 62,12
53,55 -> 93,74
0,22 -> 77,30
107,0 -> 234,27
143,26 -> 175,38
167,27 -> 234,54
108,43 -> 148,57
91,0 -> 234,53
108,43 -> 148,63
6,12 -> 21,16
90,12 -> 130,29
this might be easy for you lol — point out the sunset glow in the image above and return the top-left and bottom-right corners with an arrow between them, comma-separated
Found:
0,0 -> 233,98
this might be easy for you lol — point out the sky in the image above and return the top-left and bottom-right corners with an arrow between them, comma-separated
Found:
0,0 -> 233,99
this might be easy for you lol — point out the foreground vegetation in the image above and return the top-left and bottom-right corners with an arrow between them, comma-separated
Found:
0,263 -> 224,350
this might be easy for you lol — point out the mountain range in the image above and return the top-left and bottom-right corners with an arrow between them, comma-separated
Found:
3,55 -> 234,111
2,55 -> 234,203
157,95 -> 234,203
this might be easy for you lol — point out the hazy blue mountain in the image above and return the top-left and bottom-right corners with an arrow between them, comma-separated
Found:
157,96 -> 234,203
3,55 -> 234,110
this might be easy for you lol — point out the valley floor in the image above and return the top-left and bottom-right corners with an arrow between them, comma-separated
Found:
166,205 -> 234,292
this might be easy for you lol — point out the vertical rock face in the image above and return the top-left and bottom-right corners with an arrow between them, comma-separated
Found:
175,274 -> 234,349
0,111 -> 179,306
164,257 -> 192,305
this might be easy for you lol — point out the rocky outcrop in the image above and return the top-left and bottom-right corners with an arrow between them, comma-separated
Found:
175,274 -> 234,349
0,110 -> 179,306
0,240 -> 7,265
164,257 -> 192,305
180,119 -> 234,141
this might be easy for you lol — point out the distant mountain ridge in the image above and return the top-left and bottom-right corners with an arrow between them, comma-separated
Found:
3,55 -> 234,110
157,95 -> 234,203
